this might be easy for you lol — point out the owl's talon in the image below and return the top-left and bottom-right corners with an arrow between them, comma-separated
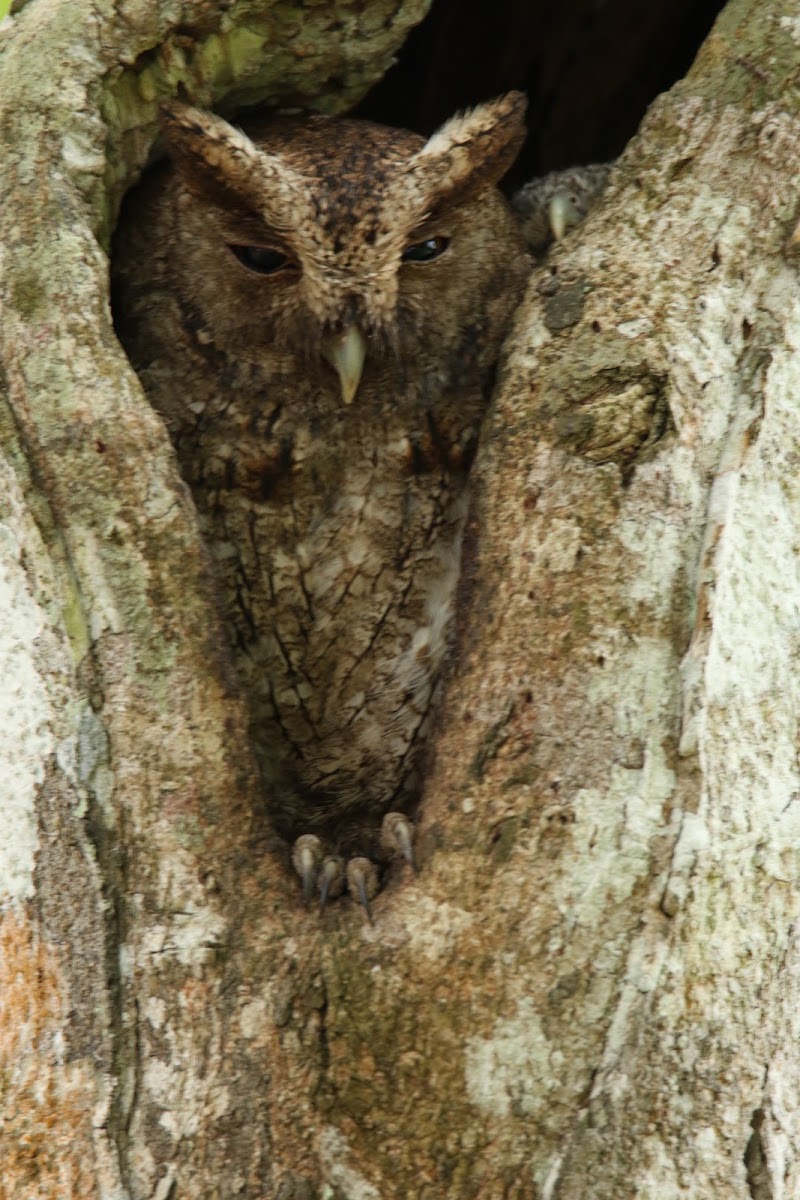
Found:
291,834 -> 323,906
381,811 -> 417,873
319,855 -> 346,911
346,857 -> 379,924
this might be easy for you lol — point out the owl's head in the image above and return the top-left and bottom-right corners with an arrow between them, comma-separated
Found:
160,94 -> 528,403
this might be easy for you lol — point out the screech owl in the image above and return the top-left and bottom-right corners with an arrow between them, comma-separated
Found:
112,94 -> 531,916
512,162 -> 612,255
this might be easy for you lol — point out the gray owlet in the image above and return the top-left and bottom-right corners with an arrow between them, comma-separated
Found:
112,94 -> 531,915
511,162 -> 612,255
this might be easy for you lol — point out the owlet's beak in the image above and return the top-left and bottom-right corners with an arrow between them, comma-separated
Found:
548,192 -> 581,242
322,325 -> 367,405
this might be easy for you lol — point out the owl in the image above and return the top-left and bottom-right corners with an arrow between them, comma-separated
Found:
112,94 -> 531,917
512,162 -> 611,255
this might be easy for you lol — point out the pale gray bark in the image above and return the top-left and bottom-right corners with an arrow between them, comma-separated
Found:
1,0 -> 799,1197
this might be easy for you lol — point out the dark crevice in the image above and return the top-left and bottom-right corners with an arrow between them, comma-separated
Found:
356,0 -> 727,186
745,1107 -> 774,1200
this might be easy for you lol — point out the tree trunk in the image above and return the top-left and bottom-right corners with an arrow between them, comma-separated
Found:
1,0 -> 799,1196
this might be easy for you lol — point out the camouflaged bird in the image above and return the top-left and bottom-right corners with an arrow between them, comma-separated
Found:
113,94 -> 533,916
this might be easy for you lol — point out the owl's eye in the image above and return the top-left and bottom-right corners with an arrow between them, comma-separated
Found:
229,245 -> 293,275
401,236 -> 450,263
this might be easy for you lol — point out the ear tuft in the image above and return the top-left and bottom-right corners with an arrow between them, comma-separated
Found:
412,92 -> 527,207
160,101 -> 264,209
160,102 -> 307,229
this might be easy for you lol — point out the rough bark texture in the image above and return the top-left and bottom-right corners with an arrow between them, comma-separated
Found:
1,0 -> 800,1197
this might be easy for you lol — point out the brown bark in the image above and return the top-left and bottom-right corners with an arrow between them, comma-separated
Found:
1,0 -> 799,1197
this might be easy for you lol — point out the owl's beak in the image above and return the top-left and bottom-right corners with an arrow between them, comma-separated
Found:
323,325 -> 367,405
548,192 -> 581,242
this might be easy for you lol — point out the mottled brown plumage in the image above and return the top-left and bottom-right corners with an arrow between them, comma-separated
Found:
112,96 -> 531,912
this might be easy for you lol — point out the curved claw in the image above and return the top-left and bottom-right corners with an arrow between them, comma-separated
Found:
291,834 -> 323,907
346,857 -> 379,924
381,812 -> 417,873
319,856 -> 345,911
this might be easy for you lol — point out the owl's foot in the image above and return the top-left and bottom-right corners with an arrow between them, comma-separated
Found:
319,854 -> 346,908
291,834 -> 324,906
290,812 -> 416,920
380,811 -> 418,873
345,857 -> 379,923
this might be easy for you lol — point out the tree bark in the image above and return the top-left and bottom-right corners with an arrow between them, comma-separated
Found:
2,0 -> 800,1197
